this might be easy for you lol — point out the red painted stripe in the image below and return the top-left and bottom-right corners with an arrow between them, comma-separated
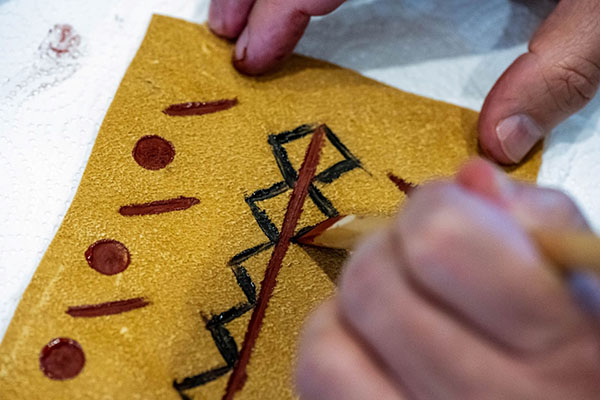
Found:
296,215 -> 346,246
222,125 -> 326,399
119,196 -> 199,216
66,297 -> 149,317
163,98 -> 238,116
387,172 -> 416,195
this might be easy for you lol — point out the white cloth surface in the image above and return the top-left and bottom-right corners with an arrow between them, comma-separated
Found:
1,0 -> 599,340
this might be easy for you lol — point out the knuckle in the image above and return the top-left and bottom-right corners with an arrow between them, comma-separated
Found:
295,312 -> 347,399
400,197 -> 470,280
401,183 -> 462,233
295,344 -> 337,398
338,245 -> 381,317
408,191 -> 466,246
338,231 -> 399,327
548,56 -> 600,112
405,182 -> 463,220
300,302 -> 331,339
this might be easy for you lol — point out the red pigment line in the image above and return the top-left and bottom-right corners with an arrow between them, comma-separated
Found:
387,172 -> 417,196
222,125 -> 327,400
163,98 -> 238,116
119,196 -> 199,216
296,215 -> 345,246
66,297 -> 149,318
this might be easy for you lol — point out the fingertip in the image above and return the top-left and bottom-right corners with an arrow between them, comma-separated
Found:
495,114 -> 544,163
230,0 -> 346,75
208,0 -> 232,38
208,2 -> 222,35
230,1 -> 311,76
232,28 -> 252,74
478,72 -> 515,165
456,158 -> 497,186
456,157 -> 500,193
478,54 -> 548,165
208,0 -> 256,39
232,35 -> 304,76
232,44 -> 296,77
478,108 -> 537,167
478,117 -> 517,165
230,24 -> 282,76
478,97 -> 512,165
232,46 -> 289,76
456,158 -> 514,207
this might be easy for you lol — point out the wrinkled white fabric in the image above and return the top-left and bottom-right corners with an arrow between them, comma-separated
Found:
1,0 -> 598,340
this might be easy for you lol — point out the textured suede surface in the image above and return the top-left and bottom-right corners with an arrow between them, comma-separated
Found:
0,15 -> 540,399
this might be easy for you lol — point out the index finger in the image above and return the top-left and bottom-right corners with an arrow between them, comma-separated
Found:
458,158 -> 600,324
209,0 -> 257,39
232,0 -> 346,75
396,181 -> 591,354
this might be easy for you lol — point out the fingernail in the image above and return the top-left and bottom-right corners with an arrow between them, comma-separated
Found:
496,114 -> 544,163
233,28 -> 250,65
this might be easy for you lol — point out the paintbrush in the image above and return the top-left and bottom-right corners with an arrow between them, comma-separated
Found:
297,215 -> 600,274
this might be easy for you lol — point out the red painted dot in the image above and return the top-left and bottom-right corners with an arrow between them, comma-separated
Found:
40,338 -> 85,380
85,239 -> 130,275
132,135 -> 175,170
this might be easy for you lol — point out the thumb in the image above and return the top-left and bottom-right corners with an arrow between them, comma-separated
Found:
479,0 -> 600,164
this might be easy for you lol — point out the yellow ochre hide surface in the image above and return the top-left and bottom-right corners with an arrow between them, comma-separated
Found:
0,15 -> 540,400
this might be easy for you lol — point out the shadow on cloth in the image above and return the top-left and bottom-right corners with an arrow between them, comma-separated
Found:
297,0 -> 555,71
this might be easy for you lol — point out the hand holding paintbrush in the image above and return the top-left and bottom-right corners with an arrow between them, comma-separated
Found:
295,158 -> 600,400
298,212 -> 600,276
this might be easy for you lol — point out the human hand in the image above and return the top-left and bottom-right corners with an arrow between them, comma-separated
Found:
208,0 -> 600,165
295,158 -> 600,399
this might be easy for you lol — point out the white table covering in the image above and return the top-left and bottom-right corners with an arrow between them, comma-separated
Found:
1,0 -> 599,340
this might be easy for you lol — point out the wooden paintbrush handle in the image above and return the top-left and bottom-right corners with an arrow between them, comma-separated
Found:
303,215 -> 389,249
303,215 -> 600,275
530,229 -> 600,273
